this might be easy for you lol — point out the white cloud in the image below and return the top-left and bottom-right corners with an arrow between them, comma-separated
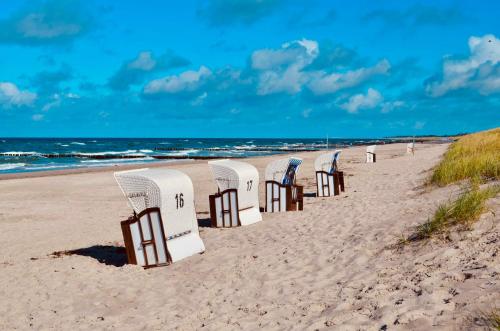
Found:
42,94 -> 62,111
340,88 -> 383,113
127,52 -> 156,71
19,13 -> 82,39
32,114 -> 44,121
252,39 -> 318,95
143,66 -> 212,94
381,100 -> 405,113
257,64 -> 307,95
0,82 -> 37,108
426,34 -> 500,96
302,108 -> 312,118
251,38 -> 318,70
191,92 -> 208,106
308,59 -> 390,95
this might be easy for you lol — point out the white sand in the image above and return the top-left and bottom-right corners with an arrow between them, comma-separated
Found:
0,143 -> 498,330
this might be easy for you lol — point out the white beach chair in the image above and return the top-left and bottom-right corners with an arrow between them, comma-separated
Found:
265,157 -> 304,212
114,168 -> 205,268
407,142 -> 415,154
208,159 -> 262,227
366,145 -> 377,163
315,150 -> 345,197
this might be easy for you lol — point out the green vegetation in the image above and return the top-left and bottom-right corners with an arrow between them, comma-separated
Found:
409,185 -> 500,241
491,312 -> 500,331
430,128 -> 500,186
401,128 -> 500,243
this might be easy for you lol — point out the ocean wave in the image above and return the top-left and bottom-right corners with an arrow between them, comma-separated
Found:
0,163 -> 26,171
80,157 -> 154,163
71,142 -> 86,145
234,144 -> 257,150
163,149 -> 199,156
76,150 -> 143,156
139,149 -> 153,153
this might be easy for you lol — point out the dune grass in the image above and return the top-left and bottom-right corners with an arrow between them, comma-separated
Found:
408,185 -> 500,241
401,128 -> 500,243
491,312 -> 500,330
490,312 -> 500,331
430,128 -> 500,186
473,310 -> 500,330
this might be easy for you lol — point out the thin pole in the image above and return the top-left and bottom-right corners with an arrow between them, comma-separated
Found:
326,134 -> 329,150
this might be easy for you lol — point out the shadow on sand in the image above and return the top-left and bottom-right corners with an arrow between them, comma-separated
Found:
197,217 -> 212,228
51,245 -> 128,267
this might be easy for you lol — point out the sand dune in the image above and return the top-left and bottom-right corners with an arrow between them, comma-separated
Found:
0,143 -> 498,330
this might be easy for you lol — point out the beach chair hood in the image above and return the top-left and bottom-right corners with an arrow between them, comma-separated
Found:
265,157 -> 303,183
114,168 -> 205,262
366,145 -> 377,153
314,150 -> 342,173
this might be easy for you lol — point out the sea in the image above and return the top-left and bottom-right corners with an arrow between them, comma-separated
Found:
0,137 -> 392,174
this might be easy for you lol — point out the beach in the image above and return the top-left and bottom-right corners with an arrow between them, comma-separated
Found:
0,142 -> 498,330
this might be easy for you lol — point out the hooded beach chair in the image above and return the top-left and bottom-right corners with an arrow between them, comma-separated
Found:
114,168 -> 205,268
265,157 -> 304,212
208,159 -> 262,227
366,145 -> 377,163
407,142 -> 415,154
315,150 -> 345,197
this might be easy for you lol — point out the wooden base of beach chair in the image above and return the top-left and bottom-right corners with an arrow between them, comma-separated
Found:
366,152 -> 376,163
209,189 -> 241,227
316,171 -> 345,197
121,207 -> 172,269
265,180 -> 304,212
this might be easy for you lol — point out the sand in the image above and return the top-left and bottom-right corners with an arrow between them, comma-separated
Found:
0,143 -> 498,330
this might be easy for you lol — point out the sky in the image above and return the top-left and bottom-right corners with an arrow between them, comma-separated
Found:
0,0 -> 499,138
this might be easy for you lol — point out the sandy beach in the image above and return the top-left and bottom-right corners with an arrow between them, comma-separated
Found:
0,142 -> 498,330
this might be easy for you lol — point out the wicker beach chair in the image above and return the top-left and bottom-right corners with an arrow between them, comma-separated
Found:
407,142 -> 415,154
208,159 -> 262,227
366,145 -> 377,163
315,150 -> 345,197
114,168 -> 205,268
265,157 -> 304,212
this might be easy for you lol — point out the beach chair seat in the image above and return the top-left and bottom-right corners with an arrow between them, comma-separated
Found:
315,150 -> 345,197
208,159 -> 262,227
265,157 -> 304,212
366,145 -> 377,163
114,168 -> 205,268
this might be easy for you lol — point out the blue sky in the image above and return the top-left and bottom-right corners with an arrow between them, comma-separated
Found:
0,0 -> 499,138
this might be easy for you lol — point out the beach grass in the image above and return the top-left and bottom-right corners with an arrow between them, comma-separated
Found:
472,309 -> 500,330
430,128 -> 500,186
409,185 -> 500,241
490,311 -> 500,330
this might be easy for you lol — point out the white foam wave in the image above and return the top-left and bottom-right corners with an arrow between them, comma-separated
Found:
164,149 -> 199,156
71,142 -> 86,145
0,163 -> 26,171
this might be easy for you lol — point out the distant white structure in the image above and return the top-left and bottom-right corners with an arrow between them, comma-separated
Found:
265,157 -> 303,212
208,159 -> 262,227
315,150 -> 345,197
407,142 -> 415,154
366,145 -> 377,163
114,168 -> 205,268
